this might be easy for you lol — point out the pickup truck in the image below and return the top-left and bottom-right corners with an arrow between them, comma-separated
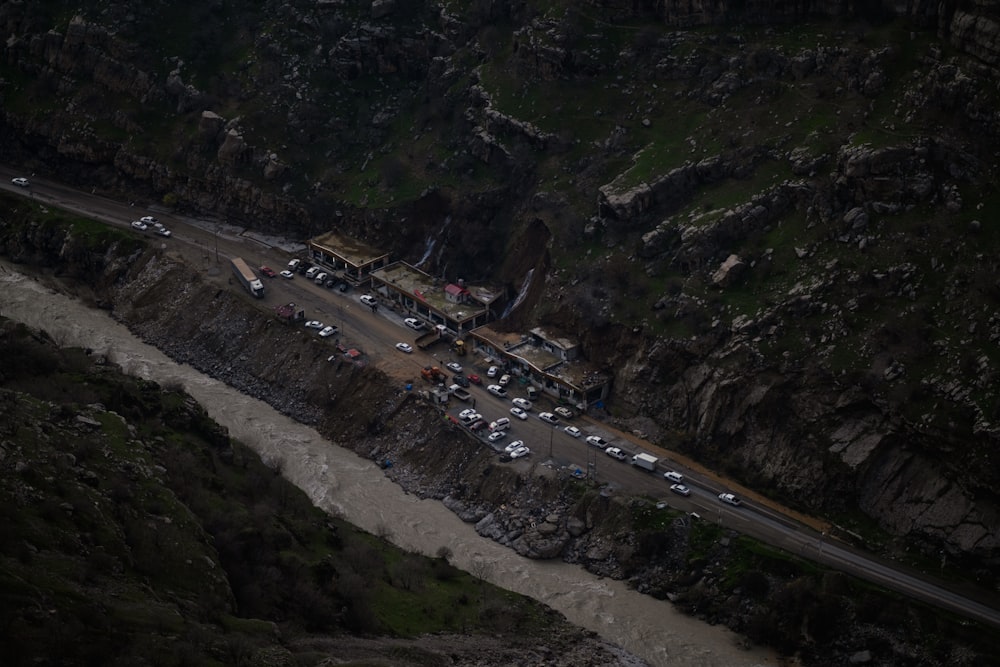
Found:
448,384 -> 472,402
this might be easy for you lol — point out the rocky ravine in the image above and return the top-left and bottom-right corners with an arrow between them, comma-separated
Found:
2,0 -> 1000,615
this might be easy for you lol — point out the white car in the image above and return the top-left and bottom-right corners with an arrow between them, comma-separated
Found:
586,435 -> 609,448
279,270 -> 295,279
130,220 -> 148,231
509,407 -> 528,420
554,406 -> 574,419
498,373 -> 511,386
508,446 -> 530,459
487,384 -> 508,398
446,361 -> 463,373
304,320 -> 324,329
139,215 -> 158,224
318,326 -> 338,338
671,484 -> 692,497
564,426 -> 582,438
538,412 -> 560,425
404,317 -> 425,330
664,471 -> 685,484
459,408 -> 477,420
360,294 -> 377,306
395,342 -> 413,353
605,447 -> 627,461
489,417 -> 510,431
487,431 -> 507,443
503,440 -> 525,453
718,493 -> 743,507
11,177 -> 29,187
511,397 -> 532,410
154,227 -> 172,237
487,366 -> 499,378
460,412 -> 482,423
287,259 -> 301,271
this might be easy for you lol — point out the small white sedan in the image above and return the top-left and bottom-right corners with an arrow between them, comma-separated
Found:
508,446 -> 530,459
511,397 -> 532,410
139,215 -> 158,224
487,366 -> 499,378
304,320 -> 324,329
487,431 -> 506,443
564,426 -> 582,438
446,361 -> 463,373
395,342 -> 413,353
403,317 -> 425,330
319,326 -> 338,338
279,270 -> 295,279
11,177 -> 29,187
510,407 -> 528,420
503,440 -> 525,453
671,484 -> 692,497
538,412 -> 560,425
459,408 -> 477,420
130,220 -> 148,231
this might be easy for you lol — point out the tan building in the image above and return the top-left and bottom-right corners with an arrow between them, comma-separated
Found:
307,231 -> 390,284
468,325 -> 611,409
370,261 -> 501,336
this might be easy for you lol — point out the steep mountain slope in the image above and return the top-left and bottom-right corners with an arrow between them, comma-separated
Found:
2,1 -> 999,585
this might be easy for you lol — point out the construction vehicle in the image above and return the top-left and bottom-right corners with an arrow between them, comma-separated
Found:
421,366 -> 447,384
415,329 -> 441,350
453,339 -> 466,356
230,257 -> 264,298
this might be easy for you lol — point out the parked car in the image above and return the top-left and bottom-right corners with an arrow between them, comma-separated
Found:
469,419 -> 487,432
605,447 -> 627,461
304,320 -> 324,330
452,375 -> 470,388
538,412 -> 560,425
287,259 -> 301,271
459,408 -> 477,420
487,366 -> 499,378
325,279 -> 337,288
487,431 -> 507,443
139,215 -> 158,224
487,384 -> 508,398
511,397 -> 532,410
360,294 -> 378,306
508,446 -> 530,459
154,227 -> 172,237
280,270 -> 295,279
130,220 -> 148,231
503,440 -> 525,453
460,412 -> 482,423
314,272 -> 328,284
498,373 -> 511,386
446,361 -> 463,374
585,435 -> 609,448
554,406 -> 574,419
510,407 -> 528,420
319,326 -> 339,338
664,471 -> 685,484
404,317 -> 425,330
395,342 -> 413,353
338,282 -> 350,292
467,374 -> 482,385
11,177 -> 29,187
670,484 -> 692,497
564,426 -> 582,438
489,417 -> 510,432
718,493 -> 743,507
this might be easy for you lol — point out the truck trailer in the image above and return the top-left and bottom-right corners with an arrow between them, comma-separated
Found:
231,257 -> 264,298
631,453 -> 659,471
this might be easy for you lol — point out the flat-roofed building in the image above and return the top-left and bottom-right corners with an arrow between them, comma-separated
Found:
307,231 -> 389,284
468,325 -> 611,409
370,261 -> 499,335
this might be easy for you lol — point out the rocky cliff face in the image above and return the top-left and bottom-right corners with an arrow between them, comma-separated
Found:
2,0 -> 1000,589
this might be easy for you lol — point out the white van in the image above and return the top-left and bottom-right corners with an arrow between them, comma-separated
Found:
305,266 -> 320,279
664,471 -> 684,484
489,417 -> 511,432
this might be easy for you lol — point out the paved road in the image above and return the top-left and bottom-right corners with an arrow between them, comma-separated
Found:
4,169 -> 1000,630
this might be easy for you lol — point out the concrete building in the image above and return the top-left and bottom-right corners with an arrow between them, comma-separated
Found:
307,231 -> 389,284
468,325 -> 611,409
370,261 -> 501,336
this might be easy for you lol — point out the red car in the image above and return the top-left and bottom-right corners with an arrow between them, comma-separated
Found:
260,266 -> 277,278
467,374 -> 482,385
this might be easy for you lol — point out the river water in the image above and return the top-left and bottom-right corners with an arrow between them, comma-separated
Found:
0,266 -> 776,667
